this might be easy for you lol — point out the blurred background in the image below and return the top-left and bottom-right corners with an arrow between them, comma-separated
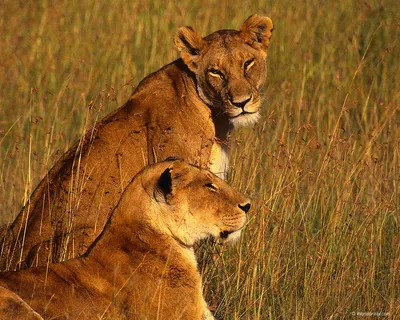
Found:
0,0 -> 399,318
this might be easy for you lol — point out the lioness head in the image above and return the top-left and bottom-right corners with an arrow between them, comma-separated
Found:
174,14 -> 273,127
143,160 -> 250,246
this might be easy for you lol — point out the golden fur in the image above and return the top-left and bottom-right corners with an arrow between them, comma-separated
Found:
0,286 -> 42,320
0,160 -> 250,320
0,14 -> 272,270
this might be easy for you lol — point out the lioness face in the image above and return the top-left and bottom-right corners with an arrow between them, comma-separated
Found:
155,161 -> 250,245
175,14 -> 273,127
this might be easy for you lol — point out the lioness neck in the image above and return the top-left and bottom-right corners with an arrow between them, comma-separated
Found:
164,59 -> 233,141
89,220 -> 199,274
86,186 -> 198,271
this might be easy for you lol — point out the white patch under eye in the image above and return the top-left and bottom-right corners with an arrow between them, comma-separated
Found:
245,59 -> 255,71
205,183 -> 218,191
208,68 -> 224,79
209,71 -> 221,78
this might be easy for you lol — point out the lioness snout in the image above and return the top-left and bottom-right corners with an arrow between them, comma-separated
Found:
231,96 -> 252,109
227,80 -> 253,109
238,202 -> 251,213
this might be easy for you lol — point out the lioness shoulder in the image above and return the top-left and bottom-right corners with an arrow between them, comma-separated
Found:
1,14 -> 272,271
0,160 -> 250,319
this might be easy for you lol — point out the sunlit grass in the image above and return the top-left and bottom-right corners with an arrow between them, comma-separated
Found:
1,0 -> 399,318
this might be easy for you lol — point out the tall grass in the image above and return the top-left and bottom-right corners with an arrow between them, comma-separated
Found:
1,0 -> 399,318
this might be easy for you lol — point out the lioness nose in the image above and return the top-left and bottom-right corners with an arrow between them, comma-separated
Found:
231,96 -> 251,109
238,202 -> 251,213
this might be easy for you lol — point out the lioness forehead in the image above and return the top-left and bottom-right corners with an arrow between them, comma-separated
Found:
204,30 -> 248,49
204,30 -> 239,43
202,31 -> 256,63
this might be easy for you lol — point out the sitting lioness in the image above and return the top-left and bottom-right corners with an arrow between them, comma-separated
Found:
0,159 -> 250,320
1,14 -> 272,270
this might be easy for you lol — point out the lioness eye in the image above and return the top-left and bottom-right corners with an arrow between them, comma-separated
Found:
209,68 -> 224,80
205,183 -> 218,191
244,58 -> 255,71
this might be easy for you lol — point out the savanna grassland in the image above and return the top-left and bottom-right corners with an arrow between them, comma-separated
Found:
0,0 -> 399,319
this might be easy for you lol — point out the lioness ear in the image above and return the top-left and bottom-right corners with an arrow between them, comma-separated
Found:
240,14 -> 274,55
174,26 -> 205,71
154,168 -> 173,203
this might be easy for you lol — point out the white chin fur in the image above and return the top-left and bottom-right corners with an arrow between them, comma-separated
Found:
197,84 -> 260,128
220,230 -> 242,244
230,112 -> 260,128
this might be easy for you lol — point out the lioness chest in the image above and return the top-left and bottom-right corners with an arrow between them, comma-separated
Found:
209,142 -> 229,179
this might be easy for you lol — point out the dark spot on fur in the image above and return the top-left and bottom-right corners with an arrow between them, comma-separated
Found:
157,168 -> 172,196
220,230 -> 233,239
164,156 -> 182,162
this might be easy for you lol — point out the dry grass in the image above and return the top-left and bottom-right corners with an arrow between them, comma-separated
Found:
1,0 -> 399,319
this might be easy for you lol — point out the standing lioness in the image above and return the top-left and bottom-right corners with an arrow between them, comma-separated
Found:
1,14 -> 272,270
0,160 -> 250,320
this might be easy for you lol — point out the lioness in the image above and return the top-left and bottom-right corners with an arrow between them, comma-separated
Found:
0,160 -> 250,320
1,14 -> 272,270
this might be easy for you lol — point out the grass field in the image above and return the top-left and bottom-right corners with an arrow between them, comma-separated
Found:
1,0 -> 399,318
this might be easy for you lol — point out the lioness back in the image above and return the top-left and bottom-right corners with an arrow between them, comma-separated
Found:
0,14 -> 272,271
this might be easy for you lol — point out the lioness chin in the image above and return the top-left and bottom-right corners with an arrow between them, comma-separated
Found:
0,160 -> 250,320
1,14 -> 272,270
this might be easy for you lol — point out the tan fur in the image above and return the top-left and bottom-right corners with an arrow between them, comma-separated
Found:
209,142 -> 229,179
0,286 -> 42,320
0,14 -> 272,270
0,160 -> 250,320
